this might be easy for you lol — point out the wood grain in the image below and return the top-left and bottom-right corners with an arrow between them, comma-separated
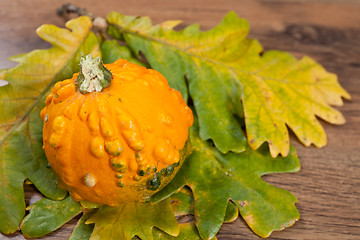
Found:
0,0 -> 359,239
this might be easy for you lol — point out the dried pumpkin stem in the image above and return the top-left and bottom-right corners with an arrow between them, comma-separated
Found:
77,55 -> 112,94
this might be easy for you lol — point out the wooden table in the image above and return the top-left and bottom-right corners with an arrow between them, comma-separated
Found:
1,0 -> 359,239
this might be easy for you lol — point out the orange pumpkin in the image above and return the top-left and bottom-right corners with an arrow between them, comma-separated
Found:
40,55 -> 193,206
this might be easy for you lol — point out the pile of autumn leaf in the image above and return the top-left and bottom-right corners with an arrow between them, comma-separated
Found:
0,11 -> 349,240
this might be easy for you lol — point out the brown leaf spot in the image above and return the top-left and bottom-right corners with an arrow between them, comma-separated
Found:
239,200 -> 250,208
171,199 -> 180,208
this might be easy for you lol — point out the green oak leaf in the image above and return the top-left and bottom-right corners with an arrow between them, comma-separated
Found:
107,11 -> 350,157
169,186 -> 238,224
107,11 -> 246,154
224,201 -> 239,223
87,198 -> 180,240
152,186 -> 231,240
153,222 -> 216,240
69,210 -> 96,240
170,187 -> 194,216
0,16 -> 100,234
153,118 -> 300,239
101,39 -> 147,67
20,195 -> 83,238
156,190 -> 208,240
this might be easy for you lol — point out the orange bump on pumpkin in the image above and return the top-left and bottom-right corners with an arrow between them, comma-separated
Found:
41,55 -> 193,206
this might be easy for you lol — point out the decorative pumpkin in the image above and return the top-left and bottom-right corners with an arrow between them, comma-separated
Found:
40,55 -> 193,206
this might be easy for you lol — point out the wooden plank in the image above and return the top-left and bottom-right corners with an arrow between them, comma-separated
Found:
0,0 -> 359,239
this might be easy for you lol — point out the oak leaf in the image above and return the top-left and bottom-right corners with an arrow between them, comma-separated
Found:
107,11 -> 350,157
20,195 -> 83,238
152,117 -> 301,238
86,198 -> 179,240
0,16 -> 100,234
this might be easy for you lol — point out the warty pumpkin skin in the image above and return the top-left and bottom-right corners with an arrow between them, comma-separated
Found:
40,56 -> 193,206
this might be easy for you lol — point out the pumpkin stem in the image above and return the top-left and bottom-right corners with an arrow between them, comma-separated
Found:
77,54 -> 112,94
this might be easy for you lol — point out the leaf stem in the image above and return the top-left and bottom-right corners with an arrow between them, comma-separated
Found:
77,55 -> 112,94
